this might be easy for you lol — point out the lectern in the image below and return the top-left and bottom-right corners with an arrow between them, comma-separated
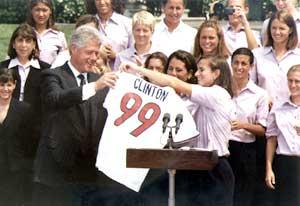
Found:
126,148 -> 218,206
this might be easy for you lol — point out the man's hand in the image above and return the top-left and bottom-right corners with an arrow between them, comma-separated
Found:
95,72 -> 118,90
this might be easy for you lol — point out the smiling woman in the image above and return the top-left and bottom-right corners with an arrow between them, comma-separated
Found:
193,20 -> 230,60
151,0 -> 197,56
113,10 -> 156,71
121,56 -> 235,206
0,68 -> 33,206
26,0 -> 68,65
251,10 -> 300,108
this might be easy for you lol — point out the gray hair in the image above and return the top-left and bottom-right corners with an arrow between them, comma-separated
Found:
70,25 -> 101,48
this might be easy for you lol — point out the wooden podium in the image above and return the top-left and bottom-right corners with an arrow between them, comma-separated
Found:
126,148 -> 218,170
126,148 -> 219,206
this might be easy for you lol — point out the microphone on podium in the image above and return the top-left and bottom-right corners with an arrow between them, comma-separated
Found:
175,114 -> 183,134
162,113 -> 170,133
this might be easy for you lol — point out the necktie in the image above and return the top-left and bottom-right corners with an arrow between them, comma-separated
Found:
78,74 -> 86,86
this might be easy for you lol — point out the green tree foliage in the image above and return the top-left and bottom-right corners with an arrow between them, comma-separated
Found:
0,0 -> 27,23
54,0 -> 86,23
0,0 -> 86,24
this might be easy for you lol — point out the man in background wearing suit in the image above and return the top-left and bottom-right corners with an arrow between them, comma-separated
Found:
32,26 -> 118,206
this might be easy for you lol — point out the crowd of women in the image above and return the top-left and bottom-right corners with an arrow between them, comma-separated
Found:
0,0 -> 300,205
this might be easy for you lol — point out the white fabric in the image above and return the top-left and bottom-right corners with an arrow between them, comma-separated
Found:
151,20 -> 197,57
35,28 -> 67,65
67,61 -> 96,100
190,84 -> 236,157
230,80 -> 269,143
223,23 -> 261,54
96,72 -> 199,192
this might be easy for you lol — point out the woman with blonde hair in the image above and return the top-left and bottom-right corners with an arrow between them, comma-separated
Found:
193,20 -> 230,60
114,10 -> 157,70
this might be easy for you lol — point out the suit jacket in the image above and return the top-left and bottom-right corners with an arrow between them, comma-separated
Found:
0,59 -> 50,110
0,99 -> 32,174
35,62 -> 108,185
0,59 -> 51,158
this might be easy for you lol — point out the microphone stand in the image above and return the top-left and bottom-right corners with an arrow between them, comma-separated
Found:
167,128 -> 176,206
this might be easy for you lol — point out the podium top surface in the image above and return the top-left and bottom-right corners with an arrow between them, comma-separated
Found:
126,148 -> 218,170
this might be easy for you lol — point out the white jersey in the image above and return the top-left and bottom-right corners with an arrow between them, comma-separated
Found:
96,72 -> 199,192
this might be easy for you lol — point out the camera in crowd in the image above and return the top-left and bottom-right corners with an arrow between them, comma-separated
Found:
211,2 -> 235,20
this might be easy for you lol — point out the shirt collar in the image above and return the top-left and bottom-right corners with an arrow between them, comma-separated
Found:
67,61 -> 87,79
239,79 -> 257,94
8,58 -> 40,69
263,46 -> 300,56
96,12 -> 120,26
130,42 -> 155,57
225,23 -> 245,32
281,98 -> 300,109
158,19 -> 184,33
34,27 -> 59,35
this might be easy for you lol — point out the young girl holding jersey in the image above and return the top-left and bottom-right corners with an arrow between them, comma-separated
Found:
121,56 -> 235,206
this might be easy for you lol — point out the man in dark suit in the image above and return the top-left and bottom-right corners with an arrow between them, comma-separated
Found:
32,26 -> 118,206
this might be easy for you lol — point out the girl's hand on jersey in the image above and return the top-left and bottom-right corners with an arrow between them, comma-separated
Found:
119,62 -> 142,75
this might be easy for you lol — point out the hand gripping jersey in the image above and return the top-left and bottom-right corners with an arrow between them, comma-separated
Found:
96,72 -> 199,192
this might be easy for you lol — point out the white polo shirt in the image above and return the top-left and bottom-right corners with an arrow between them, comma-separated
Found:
230,80 -> 269,143
151,20 -> 197,57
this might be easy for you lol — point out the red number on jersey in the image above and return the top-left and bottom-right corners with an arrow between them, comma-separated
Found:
131,102 -> 161,137
114,92 -> 142,126
114,92 -> 161,137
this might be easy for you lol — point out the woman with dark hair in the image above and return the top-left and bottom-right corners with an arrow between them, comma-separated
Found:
193,20 -> 230,60
151,0 -> 196,56
164,50 -> 198,84
0,23 -> 50,118
0,23 -> 50,206
228,48 -> 269,206
144,52 -> 168,73
75,14 -> 100,29
261,0 -> 300,45
252,10 -> 300,108
27,0 -> 68,64
121,56 -> 236,206
0,68 -> 32,206
86,0 -> 132,69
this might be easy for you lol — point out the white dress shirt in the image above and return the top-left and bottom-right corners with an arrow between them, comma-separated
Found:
230,80 -> 269,143
251,46 -> 300,104
266,99 -> 300,156
113,43 -> 158,71
67,62 -> 96,101
35,28 -> 68,65
190,85 -> 236,157
223,23 -> 261,54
